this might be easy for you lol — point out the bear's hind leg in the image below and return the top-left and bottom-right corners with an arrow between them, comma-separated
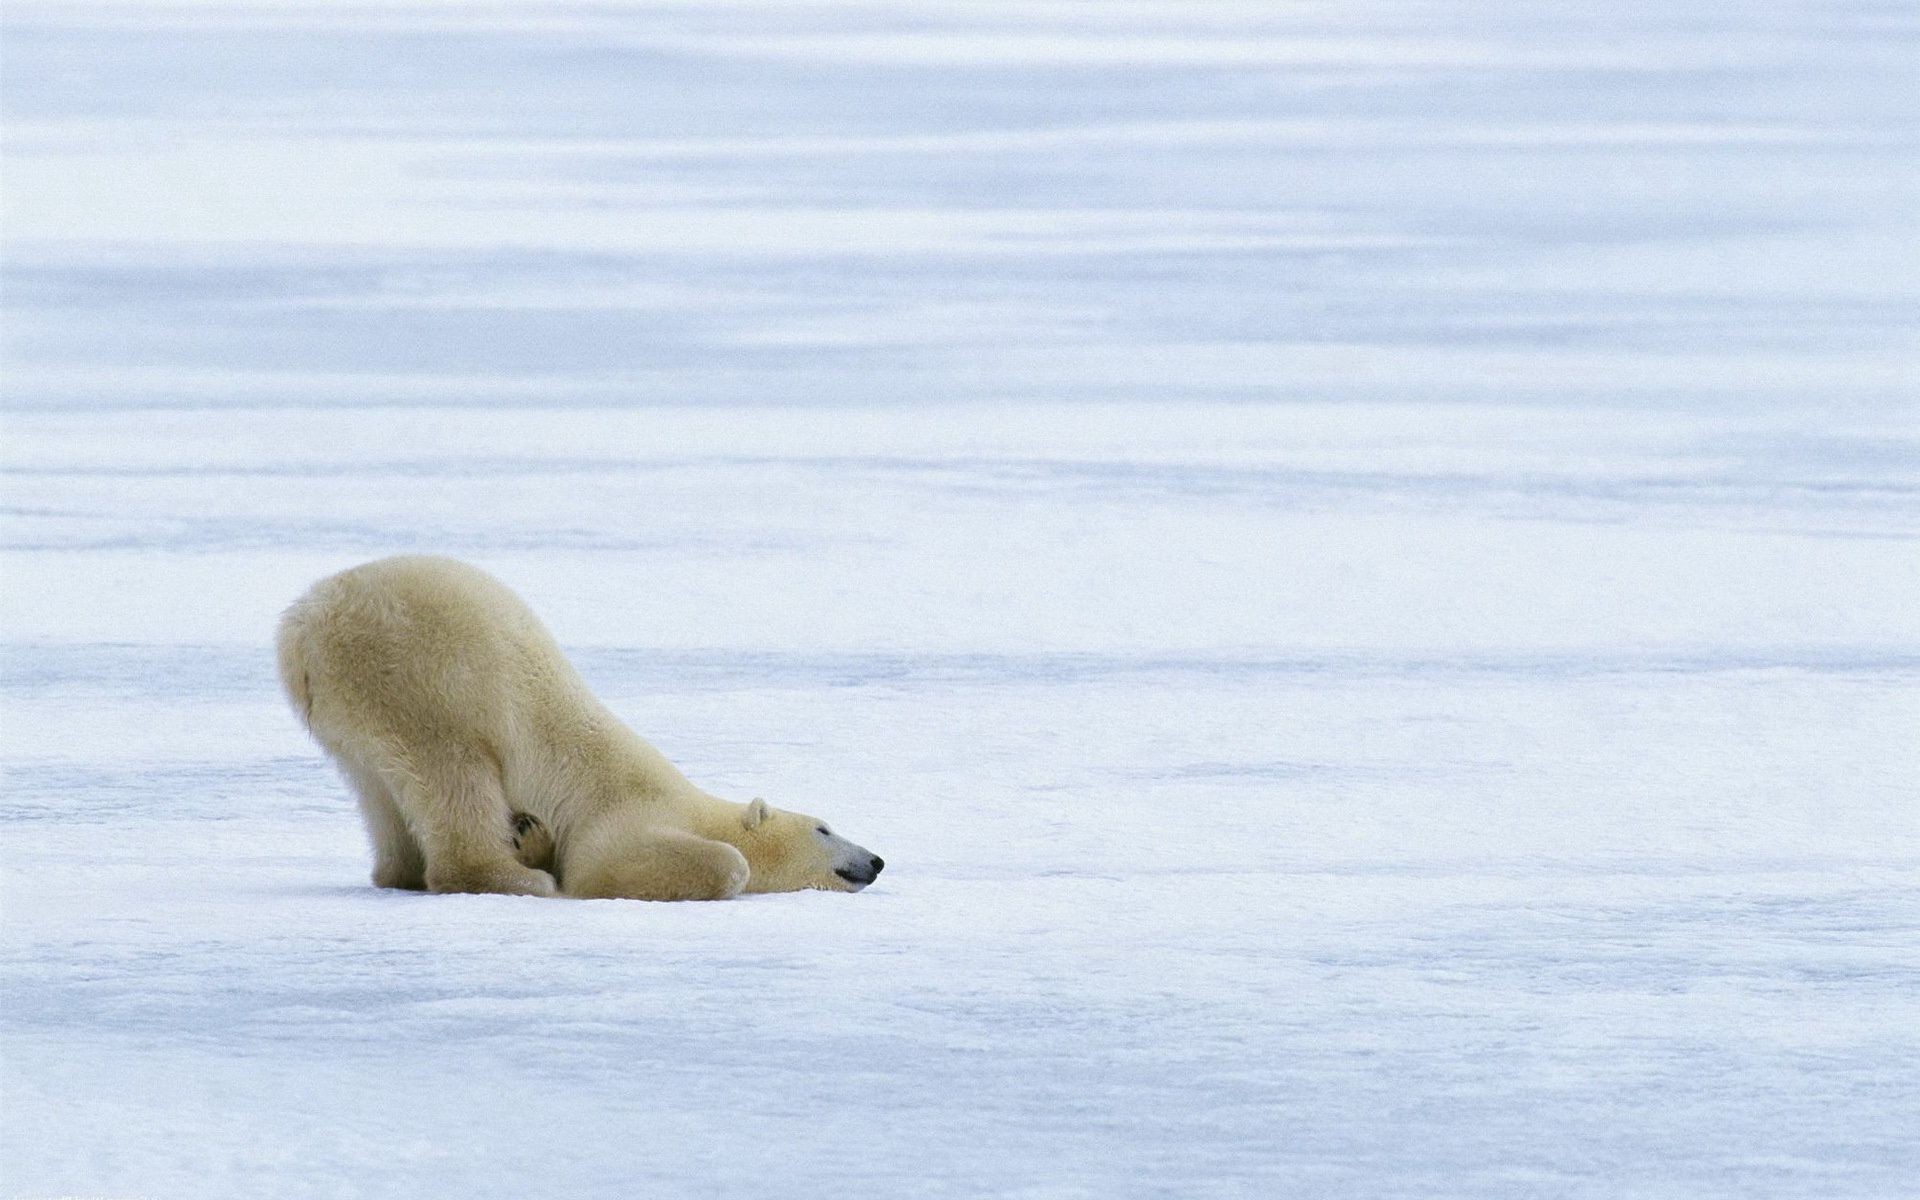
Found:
398,751 -> 557,897
563,824 -> 749,901
342,759 -> 426,890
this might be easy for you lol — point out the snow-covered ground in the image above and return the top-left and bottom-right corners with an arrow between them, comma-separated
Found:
3,2 -> 1917,1196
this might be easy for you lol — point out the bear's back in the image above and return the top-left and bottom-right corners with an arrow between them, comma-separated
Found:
280,555 -> 580,750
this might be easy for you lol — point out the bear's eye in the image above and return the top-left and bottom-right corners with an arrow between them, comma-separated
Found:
817,825 -> 831,837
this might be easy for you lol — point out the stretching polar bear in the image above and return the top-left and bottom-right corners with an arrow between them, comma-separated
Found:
276,556 -> 883,900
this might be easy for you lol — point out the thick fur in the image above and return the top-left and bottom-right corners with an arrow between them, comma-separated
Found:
276,556 -> 882,900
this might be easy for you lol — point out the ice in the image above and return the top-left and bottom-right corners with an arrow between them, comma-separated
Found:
2,1 -> 1917,1196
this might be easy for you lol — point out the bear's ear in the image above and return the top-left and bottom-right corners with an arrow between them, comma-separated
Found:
743,797 -> 772,830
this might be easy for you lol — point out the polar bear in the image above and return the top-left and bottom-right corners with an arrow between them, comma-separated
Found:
275,555 -> 884,900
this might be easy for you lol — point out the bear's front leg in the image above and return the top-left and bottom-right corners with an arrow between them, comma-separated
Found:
563,825 -> 750,901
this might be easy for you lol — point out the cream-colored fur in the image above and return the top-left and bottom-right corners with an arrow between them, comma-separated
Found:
275,556 -> 883,900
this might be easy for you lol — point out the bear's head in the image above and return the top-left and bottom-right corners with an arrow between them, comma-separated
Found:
735,798 -> 884,894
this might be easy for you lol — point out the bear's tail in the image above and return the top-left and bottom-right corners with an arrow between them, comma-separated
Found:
274,599 -> 317,731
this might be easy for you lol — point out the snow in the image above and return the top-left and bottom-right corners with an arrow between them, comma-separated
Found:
2,1 -> 1917,1196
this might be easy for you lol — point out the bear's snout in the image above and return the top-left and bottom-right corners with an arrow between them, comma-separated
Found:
835,855 -> 884,889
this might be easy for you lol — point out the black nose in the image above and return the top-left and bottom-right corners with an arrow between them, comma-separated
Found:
870,856 -> 885,875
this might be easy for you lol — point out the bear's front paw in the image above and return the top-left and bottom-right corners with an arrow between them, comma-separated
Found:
509,811 -> 556,871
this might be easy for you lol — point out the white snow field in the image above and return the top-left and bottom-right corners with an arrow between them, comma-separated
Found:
3,1 -> 1917,1196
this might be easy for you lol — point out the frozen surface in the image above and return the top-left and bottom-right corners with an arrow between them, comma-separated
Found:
3,1 -> 1918,1196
